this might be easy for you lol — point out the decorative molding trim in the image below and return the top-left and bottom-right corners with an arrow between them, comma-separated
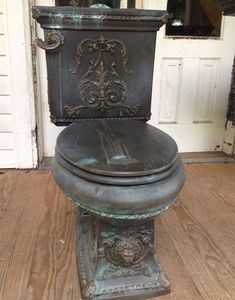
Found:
32,6 -> 168,31
50,114 -> 151,125
32,7 -> 168,22
67,194 -> 176,220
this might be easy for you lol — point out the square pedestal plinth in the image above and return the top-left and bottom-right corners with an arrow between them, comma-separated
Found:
76,208 -> 170,300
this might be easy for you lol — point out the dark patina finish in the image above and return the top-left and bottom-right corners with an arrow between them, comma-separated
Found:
52,120 -> 185,223
76,208 -> 170,300
33,6 -> 168,125
217,0 -> 235,16
226,56 -> 235,127
33,6 -> 185,299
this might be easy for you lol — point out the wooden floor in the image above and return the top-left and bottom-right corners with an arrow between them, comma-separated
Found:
0,164 -> 235,300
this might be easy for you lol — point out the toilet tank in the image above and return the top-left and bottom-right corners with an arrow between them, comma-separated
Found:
33,6 -> 167,125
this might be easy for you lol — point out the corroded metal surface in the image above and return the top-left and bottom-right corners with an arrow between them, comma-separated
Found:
32,6 -> 168,31
218,0 -> 235,15
34,30 -> 65,51
55,151 -> 181,186
55,120 -> 178,177
76,207 -> 170,300
103,226 -> 152,268
64,35 -> 139,116
32,7 -> 167,125
33,6 -> 186,299
52,154 -> 185,223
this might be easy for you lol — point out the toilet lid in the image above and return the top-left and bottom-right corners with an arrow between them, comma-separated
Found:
56,119 -> 178,177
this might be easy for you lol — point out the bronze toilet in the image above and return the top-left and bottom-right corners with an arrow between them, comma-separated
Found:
33,6 -> 186,300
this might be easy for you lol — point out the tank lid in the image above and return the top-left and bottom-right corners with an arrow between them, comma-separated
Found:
32,6 -> 168,31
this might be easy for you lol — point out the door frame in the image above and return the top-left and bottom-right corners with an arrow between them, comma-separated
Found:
5,0 -> 38,168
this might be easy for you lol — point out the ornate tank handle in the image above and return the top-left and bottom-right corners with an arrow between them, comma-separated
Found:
34,30 -> 65,51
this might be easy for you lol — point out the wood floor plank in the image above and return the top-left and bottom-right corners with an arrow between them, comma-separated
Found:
172,199 -> 235,297
0,164 -> 235,300
151,219 -> 203,300
160,207 -> 231,299
159,164 -> 235,299
0,170 -> 16,220
0,170 -> 50,300
183,165 -> 235,268
25,174 -> 80,300
188,163 -> 235,215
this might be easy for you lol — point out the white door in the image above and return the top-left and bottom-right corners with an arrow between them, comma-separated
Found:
35,0 -> 235,157
147,0 -> 235,153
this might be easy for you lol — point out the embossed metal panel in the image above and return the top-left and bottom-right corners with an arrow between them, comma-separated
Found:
33,7 -> 167,125
45,30 -> 156,124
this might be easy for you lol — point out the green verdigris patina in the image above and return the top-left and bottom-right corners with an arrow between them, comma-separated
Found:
33,6 -> 185,300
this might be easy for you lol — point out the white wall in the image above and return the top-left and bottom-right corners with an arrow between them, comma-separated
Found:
0,0 -> 38,168
0,0 -> 16,167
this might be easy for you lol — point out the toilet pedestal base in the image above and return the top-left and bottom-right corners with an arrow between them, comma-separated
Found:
76,207 -> 170,300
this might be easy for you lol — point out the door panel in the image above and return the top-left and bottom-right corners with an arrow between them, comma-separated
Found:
159,58 -> 182,124
194,58 -> 219,123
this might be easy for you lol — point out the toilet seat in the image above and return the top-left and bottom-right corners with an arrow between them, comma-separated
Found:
55,119 -> 179,185
55,151 -> 181,185
52,119 -> 185,220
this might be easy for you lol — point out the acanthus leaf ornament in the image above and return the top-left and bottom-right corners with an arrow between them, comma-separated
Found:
65,35 -> 140,117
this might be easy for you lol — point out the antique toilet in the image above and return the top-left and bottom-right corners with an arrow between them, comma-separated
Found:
33,5 -> 186,300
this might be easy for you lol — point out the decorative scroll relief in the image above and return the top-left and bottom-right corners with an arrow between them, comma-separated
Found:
64,35 -> 139,116
34,30 -> 65,51
104,234 -> 151,268
98,225 -> 153,279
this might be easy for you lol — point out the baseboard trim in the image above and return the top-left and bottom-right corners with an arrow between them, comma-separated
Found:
180,152 -> 235,164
